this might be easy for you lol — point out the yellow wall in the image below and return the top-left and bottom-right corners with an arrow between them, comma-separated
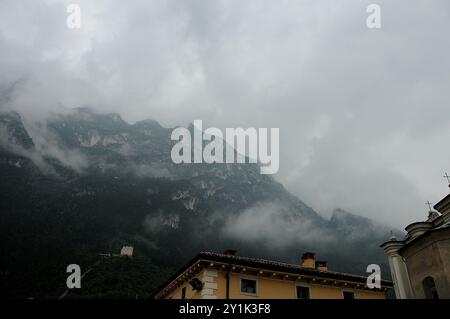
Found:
355,290 -> 385,299
166,271 -> 205,299
164,268 -> 386,299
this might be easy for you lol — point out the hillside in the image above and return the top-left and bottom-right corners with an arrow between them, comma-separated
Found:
0,108 -> 398,298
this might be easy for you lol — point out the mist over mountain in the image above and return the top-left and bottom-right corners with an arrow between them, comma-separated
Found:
0,108 -> 399,298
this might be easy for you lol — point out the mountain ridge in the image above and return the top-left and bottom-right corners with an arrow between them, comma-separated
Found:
0,108 -> 399,298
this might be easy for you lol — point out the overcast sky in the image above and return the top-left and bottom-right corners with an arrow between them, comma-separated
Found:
1,0 -> 449,228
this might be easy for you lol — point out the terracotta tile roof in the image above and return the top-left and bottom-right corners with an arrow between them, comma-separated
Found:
150,251 -> 393,298
197,251 -> 392,286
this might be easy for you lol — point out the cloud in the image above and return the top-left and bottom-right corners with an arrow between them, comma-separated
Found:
143,210 -> 180,233
1,0 -> 450,227
222,202 -> 335,249
0,113 -> 87,174
23,119 -> 89,173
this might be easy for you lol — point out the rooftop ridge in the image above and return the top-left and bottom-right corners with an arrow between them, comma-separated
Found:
198,251 -> 379,281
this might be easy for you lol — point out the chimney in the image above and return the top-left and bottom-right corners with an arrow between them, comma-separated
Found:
223,249 -> 237,256
315,261 -> 328,272
301,252 -> 316,268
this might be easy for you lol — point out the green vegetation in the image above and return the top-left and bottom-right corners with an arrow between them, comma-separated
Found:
0,109 -> 394,299
65,256 -> 174,299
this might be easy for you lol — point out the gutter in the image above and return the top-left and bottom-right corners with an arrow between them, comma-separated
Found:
225,264 -> 232,299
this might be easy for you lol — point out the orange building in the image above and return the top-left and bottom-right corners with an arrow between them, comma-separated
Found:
151,250 -> 392,299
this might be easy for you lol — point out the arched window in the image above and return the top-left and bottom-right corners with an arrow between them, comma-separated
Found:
422,276 -> 439,299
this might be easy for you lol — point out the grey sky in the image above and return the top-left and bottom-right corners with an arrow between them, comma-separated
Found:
1,0 -> 449,227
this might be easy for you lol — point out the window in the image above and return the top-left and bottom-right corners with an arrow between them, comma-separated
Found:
240,278 -> 257,295
423,277 -> 439,299
343,291 -> 355,299
181,286 -> 186,299
296,286 -> 310,299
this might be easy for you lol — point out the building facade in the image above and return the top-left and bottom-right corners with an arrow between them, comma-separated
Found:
120,245 -> 134,257
151,251 -> 391,299
381,193 -> 450,299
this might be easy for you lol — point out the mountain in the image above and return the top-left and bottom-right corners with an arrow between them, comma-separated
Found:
0,108 -> 399,298
0,111 -> 34,150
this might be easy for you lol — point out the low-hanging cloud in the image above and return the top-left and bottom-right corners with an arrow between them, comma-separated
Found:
143,210 -> 181,233
0,115 -> 88,174
222,202 -> 336,250
1,0 -> 450,227
25,121 -> 89,173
